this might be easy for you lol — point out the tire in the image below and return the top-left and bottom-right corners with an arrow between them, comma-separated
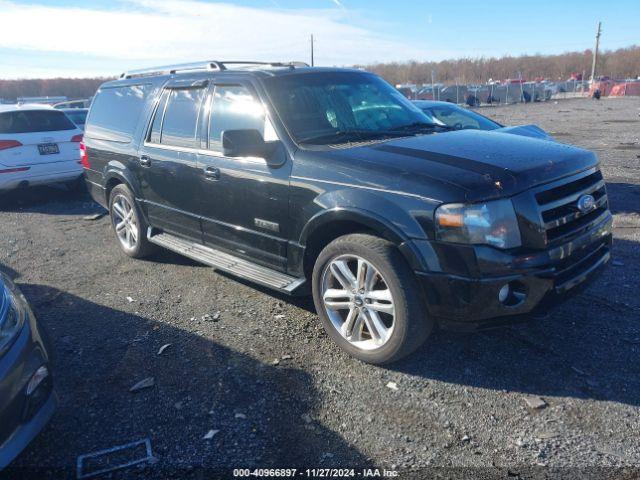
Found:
312,234 -> 433,364
108,184 -> 156,258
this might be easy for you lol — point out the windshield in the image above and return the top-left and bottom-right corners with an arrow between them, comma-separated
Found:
264,72 -> 436,145
419,104 -> 501,131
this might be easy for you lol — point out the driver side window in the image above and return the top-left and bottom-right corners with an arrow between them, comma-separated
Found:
208,85 -> 277,153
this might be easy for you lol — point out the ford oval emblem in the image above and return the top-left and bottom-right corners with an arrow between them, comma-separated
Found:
577,194 -> 596,213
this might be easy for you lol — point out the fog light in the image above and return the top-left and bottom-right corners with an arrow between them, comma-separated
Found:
26,365 -> 49,396
498,284 -> 510,303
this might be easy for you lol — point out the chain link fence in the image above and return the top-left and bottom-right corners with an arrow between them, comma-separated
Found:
398,79 -> 591,107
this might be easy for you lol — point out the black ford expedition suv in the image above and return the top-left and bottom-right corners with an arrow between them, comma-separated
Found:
83,61 -> 612,364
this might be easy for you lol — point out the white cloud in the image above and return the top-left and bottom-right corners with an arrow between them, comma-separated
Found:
0,0 -> 448,78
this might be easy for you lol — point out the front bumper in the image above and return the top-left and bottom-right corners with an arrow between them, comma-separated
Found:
0,283 -> 55,469
414,213 -> 613,329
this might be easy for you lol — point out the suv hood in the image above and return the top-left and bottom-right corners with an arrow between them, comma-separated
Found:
302,130 -> 598,202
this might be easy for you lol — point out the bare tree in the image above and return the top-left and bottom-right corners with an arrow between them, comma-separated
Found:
365,46 -> 640,85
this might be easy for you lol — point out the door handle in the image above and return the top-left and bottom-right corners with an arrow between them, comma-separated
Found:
204,166 -> 220,180
139,155 -> 151,167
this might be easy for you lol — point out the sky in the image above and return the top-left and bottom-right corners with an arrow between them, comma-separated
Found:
0,0 -> 638,79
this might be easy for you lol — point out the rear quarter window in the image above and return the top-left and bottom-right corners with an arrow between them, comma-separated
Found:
0,110 -> 76,133
86,84 -> 151,143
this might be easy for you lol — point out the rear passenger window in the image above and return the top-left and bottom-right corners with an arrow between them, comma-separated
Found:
157,88 -> 205,148
208,85 -> 275,152
86,84 -> 150,143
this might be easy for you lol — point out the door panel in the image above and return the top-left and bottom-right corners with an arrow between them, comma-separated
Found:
197,151 -> 291,270
196,82 -> 291,271
137,145 -> 201,239
135,85 -> 206,240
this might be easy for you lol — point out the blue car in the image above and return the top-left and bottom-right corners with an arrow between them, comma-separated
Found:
413,100 -> 553,140
0,273 -> 55,469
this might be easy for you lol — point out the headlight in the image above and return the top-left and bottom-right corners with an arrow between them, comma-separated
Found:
0,281 -> 25,355
435,198 -> 522,249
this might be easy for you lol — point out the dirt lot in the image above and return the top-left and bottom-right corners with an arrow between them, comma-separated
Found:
1,97 -> 639,479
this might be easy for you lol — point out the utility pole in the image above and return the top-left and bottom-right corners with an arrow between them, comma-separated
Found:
590,21 -> 602,83
310,34 -> 314,67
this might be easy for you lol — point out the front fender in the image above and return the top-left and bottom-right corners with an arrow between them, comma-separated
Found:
299,188 -> 432,244
298,188 -> 435,271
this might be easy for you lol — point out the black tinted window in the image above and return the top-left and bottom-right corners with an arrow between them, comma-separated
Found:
86,84 -> 150,142
209,85 -> 266,152
0,110 -> 76,133
160,88 -> 205,148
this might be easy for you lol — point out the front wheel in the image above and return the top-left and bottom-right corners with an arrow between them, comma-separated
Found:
109,184 -> 156,258
312,234 -> 433,364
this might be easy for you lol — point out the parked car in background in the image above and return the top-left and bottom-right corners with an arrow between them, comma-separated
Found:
413,100 -> 502,131
0,104 -> 84,193
53,99 -> 92,109
60,108 -> 88,131
413,100 -> 553,140
84,61 -> 611,364
0,272 -> 55,469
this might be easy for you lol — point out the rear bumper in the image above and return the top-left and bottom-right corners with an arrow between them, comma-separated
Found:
0,287 -> 55,469
415,213 -> 613,329
0,161 -> 82,192
85,178 -> 108,209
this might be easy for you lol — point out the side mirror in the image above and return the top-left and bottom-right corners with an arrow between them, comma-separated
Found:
221,129 -> 279,159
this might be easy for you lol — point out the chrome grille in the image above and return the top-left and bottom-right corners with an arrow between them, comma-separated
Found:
535,169 -> 608,245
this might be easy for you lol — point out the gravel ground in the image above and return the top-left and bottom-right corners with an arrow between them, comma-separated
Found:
1,97 -> 639,479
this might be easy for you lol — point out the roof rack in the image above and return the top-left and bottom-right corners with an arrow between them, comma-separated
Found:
120,60 -> 310,79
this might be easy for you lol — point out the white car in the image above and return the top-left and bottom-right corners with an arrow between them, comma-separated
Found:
0,104 -> 84,192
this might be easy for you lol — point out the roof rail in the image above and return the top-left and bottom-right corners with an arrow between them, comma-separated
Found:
120,60 -> 310,79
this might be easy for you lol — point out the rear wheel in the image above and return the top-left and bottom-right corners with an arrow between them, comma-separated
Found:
109,184 -> 155,258
312,234 -> 433,364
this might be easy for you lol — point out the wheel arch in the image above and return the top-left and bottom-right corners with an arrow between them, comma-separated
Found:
299,208 -> 426,279
104,166 -> 140,203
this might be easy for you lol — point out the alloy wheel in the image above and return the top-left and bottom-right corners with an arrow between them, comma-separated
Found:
111,195 -> 139,251
321,254 -> 395,350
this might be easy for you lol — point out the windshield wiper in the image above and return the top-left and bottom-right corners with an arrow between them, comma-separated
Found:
298,129 -> 408,145
390,121 -> 455,132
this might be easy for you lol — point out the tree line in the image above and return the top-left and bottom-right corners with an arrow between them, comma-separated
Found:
0,77 -> 112,101
1,45 -> 638,100
365,45 -> 640,86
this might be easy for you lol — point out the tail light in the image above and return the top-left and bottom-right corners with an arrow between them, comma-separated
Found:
71,134 -> 83,143
79,141 -> 90,168
0,140 -> 22,151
